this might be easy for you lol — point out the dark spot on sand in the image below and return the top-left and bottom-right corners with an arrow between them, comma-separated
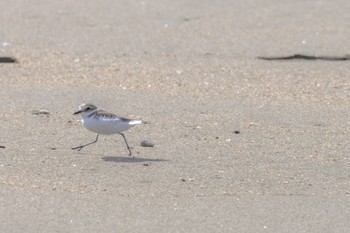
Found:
257,54 -> 350,61
0,57 -> 18,63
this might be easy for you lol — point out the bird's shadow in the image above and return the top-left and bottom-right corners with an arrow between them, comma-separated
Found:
101,156 -> 168,163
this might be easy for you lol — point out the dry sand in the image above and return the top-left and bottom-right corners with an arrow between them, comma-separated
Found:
1,0 -> 350,232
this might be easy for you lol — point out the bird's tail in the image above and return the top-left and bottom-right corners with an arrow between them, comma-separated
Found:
129,120 -> 149,125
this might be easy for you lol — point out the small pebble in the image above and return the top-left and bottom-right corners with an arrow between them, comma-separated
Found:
0,146 -> 5,148
181,178 -> 186,182
143,163 -> 149,166
233,130 -> 240,134
32,109 -> 51,115
141,140 -> 154,147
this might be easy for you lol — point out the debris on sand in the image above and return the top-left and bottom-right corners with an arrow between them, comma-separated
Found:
257,54 -> 350,61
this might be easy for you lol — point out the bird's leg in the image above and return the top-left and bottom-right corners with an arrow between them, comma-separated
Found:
72,134 -> 99,151
119,133 -> 132,156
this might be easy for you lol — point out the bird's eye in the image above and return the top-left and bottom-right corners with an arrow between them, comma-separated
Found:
86,107 -> 91,111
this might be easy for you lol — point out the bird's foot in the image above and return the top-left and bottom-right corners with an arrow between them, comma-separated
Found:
72,145 -> 83,151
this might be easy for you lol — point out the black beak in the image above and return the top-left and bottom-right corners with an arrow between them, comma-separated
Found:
73,110 -> 82,115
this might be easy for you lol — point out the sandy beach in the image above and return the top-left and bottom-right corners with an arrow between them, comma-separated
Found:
1,0 -> 350,232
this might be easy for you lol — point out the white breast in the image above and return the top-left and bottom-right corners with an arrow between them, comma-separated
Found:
82,117 -> 133,134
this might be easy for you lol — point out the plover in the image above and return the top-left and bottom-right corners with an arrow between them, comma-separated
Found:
72,103 -> 145,155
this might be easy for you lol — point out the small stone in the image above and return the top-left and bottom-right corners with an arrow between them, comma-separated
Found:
143,163 -> 149,166
32,109 -> 51,115
233,130 -> 240,134
181,178 -> 186,182
248,123 -> 257,127
141,140 -> 154,147
0,146 -> 5,148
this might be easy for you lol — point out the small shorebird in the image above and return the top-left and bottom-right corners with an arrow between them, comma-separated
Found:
72,103 -> 145,155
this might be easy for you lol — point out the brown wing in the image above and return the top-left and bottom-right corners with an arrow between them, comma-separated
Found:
93,110 -> 117,119
119,116 -> 134,122
93,110 -> 132,122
